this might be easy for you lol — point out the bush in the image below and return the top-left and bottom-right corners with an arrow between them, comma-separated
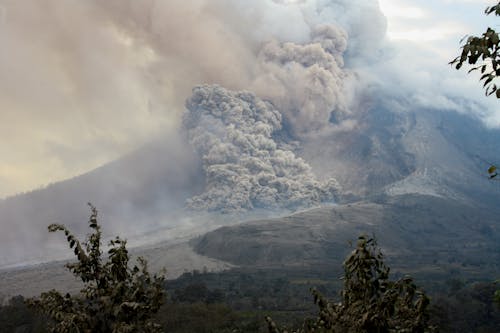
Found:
27,204 -> 166,333
266,236 -> 433,333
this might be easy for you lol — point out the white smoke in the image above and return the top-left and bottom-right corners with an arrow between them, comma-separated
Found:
183,85 -> 340,213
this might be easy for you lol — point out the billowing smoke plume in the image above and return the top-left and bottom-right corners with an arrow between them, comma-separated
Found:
252,24 -> 353,138
179,17 -> 354,211
0,0 -> 390,198
183,85 -> 340,212
0,0 -> 390,267
6,0 -> 492,266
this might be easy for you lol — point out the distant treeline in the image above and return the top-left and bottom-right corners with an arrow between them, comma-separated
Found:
1,268 -> 500,332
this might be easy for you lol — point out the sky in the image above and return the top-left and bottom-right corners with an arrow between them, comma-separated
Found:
379,0 -> 498,56
0,0 -> 498,199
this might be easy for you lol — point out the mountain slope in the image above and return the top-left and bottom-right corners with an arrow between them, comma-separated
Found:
302,106 -> 500,205
192,194 -> 500,283
2,99 -> 500,270
0,135 -> 204,267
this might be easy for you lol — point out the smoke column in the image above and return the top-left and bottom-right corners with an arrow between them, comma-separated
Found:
183,85 -> 340,212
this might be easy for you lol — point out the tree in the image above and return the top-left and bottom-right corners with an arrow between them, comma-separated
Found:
450,2 -> 500,98
266,236 -> 433,333
27,204 -> 166,333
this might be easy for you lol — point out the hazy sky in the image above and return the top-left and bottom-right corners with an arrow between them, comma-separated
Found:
0,0 -> 498,198
380,0 -> 497,55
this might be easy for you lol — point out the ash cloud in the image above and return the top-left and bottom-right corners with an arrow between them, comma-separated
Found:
0,0 -> 389,197
251,24 -> 352,138
3,0 -> 496,267
183,85 -> 340,212
0,0 -> 388,267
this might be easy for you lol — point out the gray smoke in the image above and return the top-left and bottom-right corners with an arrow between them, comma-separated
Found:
183,85 -> 340,213
251,24 -> 352,138
179,15 -> 357,212
1,0 -> 496,268
0,0 -> 390,267
0,0 -> 389,198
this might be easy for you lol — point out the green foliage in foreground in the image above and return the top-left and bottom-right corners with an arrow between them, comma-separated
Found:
450,1 -> 500,98
266,236 -> 433,333
27,204 -> 165,333
2,226 -> 499,331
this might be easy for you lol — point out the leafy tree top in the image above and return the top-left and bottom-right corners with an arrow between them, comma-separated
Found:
450,1 -> 500,98
267,235 -> 433,333
28,204 -> 166,333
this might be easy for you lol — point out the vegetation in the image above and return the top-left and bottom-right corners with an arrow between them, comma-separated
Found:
266,236 -> 433,333
4,276 -> 500,332
450,1 -> 500,98
0,295 -> 47,332
430,281 -> 500,332
0,211 -> 498,332
27,204 -> 166,333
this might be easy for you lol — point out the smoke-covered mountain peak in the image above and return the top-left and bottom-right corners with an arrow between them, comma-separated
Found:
183,85 -> 340,213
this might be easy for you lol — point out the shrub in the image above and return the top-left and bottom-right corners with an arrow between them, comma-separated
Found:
28,204 -> 166,333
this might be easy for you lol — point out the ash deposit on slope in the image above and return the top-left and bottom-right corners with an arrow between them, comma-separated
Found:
183,85 -> 340,213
